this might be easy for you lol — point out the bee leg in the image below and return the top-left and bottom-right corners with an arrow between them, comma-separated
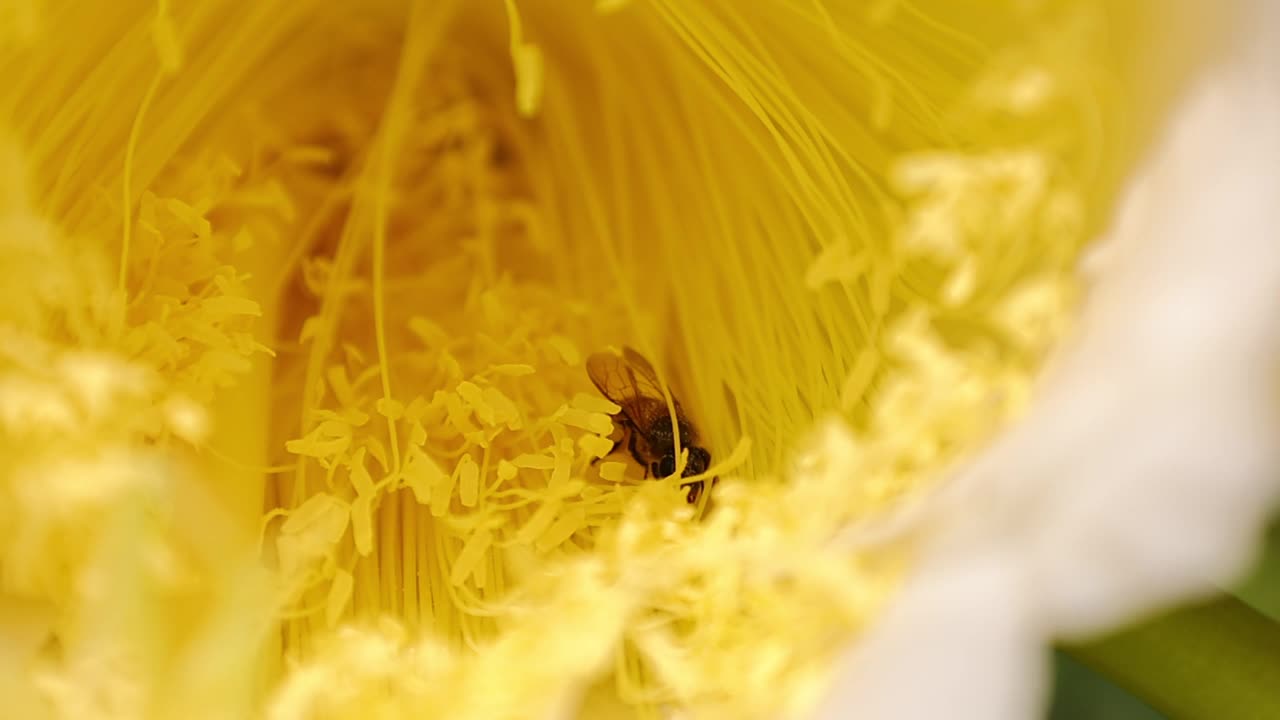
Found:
681,481 -> 701,504
626,430 -> 647,469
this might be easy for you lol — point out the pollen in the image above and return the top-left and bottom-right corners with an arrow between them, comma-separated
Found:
598,461 -> 628,483
0,0 -> 1141,717
239,19 -> 673,661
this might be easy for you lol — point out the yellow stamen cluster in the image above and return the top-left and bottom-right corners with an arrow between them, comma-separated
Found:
0,0 -> 1166,717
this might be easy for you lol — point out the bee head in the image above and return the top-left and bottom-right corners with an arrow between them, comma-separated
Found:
654,454 -> 676,478
653,446 -> 711,479
683,446 -> 711,477
682,447 -> 715,506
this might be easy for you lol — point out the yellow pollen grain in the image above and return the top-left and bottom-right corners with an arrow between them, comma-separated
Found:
457,455 -> 480,507
579,434 -> 615,460
326,569 -> 354,628
550,443 -> 573,488
481,387 -> 521,430
571,392 -> 621,415
450,529 -> 493,587
557,406 -> 614,436
598,462 -> 627,483
515,499 -> 561,547
537,508 -> 586,553
488,364 -> 536,377
150,0 -> 182,73
350,494 -> 374,556
444,392 -> 480,435
375,396 -> 405,422
496,460 -> 518,481
430,462 -> 459,518
503,0 -> 544,117
457,381 -> 495,426
401,447 -> 446,506
513,453 -> 555,470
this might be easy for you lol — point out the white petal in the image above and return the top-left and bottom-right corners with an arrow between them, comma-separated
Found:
815,551 -> 1044,720
824,2 -> 1280,717
993,0 -> 1280,636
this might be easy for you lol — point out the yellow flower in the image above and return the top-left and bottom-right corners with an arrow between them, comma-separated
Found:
2,1 -> 1273,719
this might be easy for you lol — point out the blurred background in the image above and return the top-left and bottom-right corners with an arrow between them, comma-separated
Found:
1049,518 -> 1280,718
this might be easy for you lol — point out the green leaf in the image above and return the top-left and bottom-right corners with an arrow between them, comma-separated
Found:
1063,595 -> 1280,720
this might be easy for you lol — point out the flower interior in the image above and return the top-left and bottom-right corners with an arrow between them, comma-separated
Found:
0,1 -> 1164,717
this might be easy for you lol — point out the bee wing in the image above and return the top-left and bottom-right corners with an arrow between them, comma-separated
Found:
619,347 -> 672,404
586,347 -> 678,428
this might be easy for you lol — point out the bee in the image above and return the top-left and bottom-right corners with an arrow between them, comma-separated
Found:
586,347 -> 712,504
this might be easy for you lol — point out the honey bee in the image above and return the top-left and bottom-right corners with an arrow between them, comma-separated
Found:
586,347 -> 712,504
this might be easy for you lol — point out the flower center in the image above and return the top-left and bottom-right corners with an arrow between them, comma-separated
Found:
244,38 -> 663,654
0,0 -> 1140,715
129,0 -> 1093,703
